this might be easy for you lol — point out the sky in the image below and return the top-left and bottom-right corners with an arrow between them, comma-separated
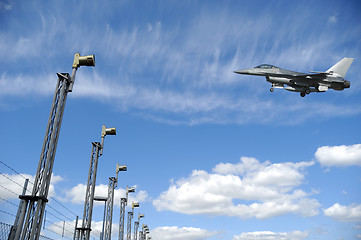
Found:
0,0 -> 361,239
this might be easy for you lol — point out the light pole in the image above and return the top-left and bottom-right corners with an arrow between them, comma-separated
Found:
119,186 -> 135,240
134,214 -> 144,240
104,164 -> 127,240
15,53 -> 95,240
126,202 -> 139,240
140,225 -> 149,240
76,125 -> 116,240
93,196 -> 107,240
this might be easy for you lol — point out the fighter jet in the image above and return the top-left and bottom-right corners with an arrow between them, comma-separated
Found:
234,57 -> 354,97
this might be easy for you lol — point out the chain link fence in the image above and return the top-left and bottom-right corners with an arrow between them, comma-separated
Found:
0,222 -> 54,240
0,222 -> 11,240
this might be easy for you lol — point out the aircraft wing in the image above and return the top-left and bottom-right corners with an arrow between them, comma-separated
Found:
262,72 -> 327,79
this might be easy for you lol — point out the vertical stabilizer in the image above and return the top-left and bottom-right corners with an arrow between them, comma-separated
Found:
326,57 -> 354,78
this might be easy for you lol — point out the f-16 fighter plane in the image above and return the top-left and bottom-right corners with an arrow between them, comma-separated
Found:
234,57 -> 354,97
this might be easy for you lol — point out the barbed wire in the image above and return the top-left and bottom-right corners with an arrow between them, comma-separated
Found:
0,173 -> 32,194
0,161 -> 105,238
0,196 -> 18,207
0,183 -> 19,196
0,209 -> 16,218
44,218 -> 74,236
42,225 -> 72,240
0,160 -> 79,219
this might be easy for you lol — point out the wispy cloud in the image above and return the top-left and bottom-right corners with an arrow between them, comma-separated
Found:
0,0 -> 13,12
1,1 -> 360,125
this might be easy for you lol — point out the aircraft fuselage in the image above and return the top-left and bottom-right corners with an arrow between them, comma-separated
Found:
234,58 -> 353,97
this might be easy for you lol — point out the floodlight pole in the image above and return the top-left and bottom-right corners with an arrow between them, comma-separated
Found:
76,125 -> 116,240
14,53 -> 95,240
134,214 -> 144,240
140,225 -> 149,240
103,164 -> 127,240
126,202 -> 139,240
119,186 -> 135,240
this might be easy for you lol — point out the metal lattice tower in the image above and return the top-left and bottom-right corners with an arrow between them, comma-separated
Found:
14,53 -> 95,240
118,198 -> 126,240
104,164 -> 127,240
126,202 -> 139,240
133,222 -> 139,240
140,224 -> 149,240
126,212 -> 132,240
103,177 -> 116,240
119,186 -> 135,240
75,126 -> 116,240
134,214 -> 144,240
76,142 -> 101,240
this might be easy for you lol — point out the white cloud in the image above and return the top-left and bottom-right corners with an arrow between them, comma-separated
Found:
315,144 -> 361,167
153,157 -> 319,219
150,226 -> 218,240
63,183 -> 148,207
233,230 -> 310,240
324,203 -> 361,222
46,219 -> 106,239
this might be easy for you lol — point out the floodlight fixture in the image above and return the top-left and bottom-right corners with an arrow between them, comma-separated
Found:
68,52 -> 95,92
72,53 -> 95,69
115,163 -> 127,188
138,213 -> 144,219
116,163 -> 127,172
100,125 -> 116,155
101,125 -> 116,137
127,186 -> 135,193
132,202 -> 140,209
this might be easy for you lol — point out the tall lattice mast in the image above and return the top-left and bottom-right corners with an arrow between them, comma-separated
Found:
119,186 -> 135,240
14,53 -> 95,240
103,164 -> 127,240
75,125 -> 116,240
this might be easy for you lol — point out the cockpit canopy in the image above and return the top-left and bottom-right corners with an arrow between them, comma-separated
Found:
255,64 -> 276,69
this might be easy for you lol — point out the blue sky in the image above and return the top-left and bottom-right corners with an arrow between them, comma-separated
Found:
1,0 -> 361,239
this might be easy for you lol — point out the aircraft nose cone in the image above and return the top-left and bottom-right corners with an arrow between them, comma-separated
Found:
344,80 -> 350,88
234,69 -> 250,74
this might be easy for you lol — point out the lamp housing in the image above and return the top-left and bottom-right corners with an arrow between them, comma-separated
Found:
127,186 -> 135,193
132,202 -> 140,208
101,125 -> 116,137
72,53 -> 95,68
116,164 -> 127,172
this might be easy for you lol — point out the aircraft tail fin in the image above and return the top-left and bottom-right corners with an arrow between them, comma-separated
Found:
326,57 -> 354,78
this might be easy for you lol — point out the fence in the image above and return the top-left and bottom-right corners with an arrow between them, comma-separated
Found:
0,222 -> 54,240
